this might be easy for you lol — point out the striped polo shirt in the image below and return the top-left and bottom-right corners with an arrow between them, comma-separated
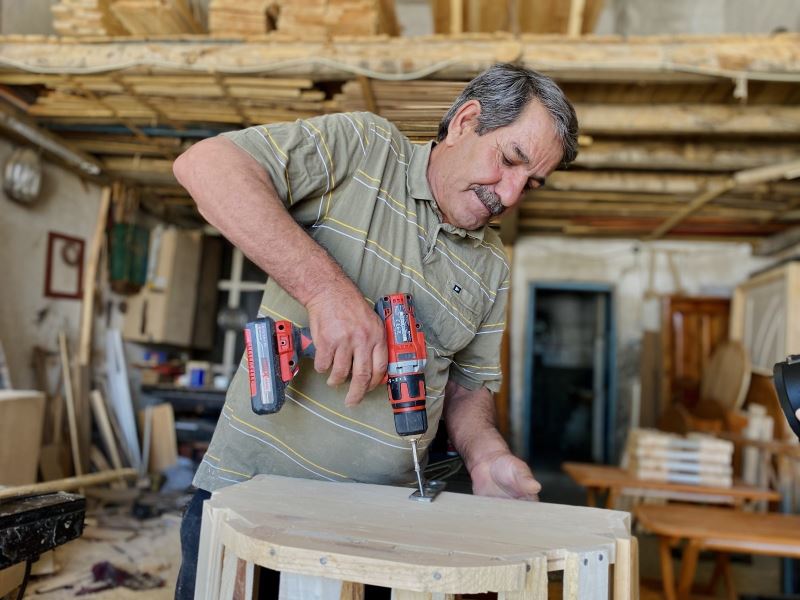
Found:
193,112 -> 510,492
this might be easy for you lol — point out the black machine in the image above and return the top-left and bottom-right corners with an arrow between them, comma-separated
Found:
0,492 -> 85,598
773,356 -> 800,440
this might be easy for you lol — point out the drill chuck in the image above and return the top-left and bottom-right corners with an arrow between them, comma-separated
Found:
387,372 -> 427,436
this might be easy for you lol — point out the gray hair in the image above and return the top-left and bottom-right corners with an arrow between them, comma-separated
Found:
437,64 -> 578,167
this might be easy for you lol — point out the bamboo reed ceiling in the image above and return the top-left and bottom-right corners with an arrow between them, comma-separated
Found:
0,33 -> 799,240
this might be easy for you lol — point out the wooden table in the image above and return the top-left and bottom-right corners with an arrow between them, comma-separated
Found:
563,462 -> 781,508
196,474 -> 639,599
635,504 -> 800,600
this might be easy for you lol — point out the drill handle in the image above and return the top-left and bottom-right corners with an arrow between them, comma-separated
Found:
296,327 -> 315,358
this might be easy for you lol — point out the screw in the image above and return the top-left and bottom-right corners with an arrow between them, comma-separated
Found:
432,572 -> 442,580
320,557 -> 327,565
599,555 -> 603,562
270,549 -> 276,556
583,558 -> 588,566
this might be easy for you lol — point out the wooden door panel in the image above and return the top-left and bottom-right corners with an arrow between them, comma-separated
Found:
661,296 -> 730,410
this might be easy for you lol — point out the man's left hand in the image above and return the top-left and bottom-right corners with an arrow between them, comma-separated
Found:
469,451 -> 541,501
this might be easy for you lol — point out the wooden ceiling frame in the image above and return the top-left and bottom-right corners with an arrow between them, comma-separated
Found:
644,159 -> 800,240
66,76 -> 177,161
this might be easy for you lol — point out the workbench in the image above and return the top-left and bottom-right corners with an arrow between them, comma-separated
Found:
195,474 -> 639,599
562,462 -> 780,508
635,503 -> 800,600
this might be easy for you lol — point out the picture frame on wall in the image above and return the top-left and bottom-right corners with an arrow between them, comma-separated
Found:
44,231 -> 84,300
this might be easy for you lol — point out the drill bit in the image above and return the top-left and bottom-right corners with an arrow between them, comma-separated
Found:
410,438 -> 425,496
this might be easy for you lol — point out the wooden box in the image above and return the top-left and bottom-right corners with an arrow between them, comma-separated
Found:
0,391 -> 45,486
123,228 -> 202,347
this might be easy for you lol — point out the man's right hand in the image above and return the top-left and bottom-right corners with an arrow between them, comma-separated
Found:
306,287 -> 388,407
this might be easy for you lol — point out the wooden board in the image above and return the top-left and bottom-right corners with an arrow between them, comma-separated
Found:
563,462 -> 779,502
136,403 -> 178,473
635,504 -> 800,553
0,391 -> 45,485
196,474 -> 634,598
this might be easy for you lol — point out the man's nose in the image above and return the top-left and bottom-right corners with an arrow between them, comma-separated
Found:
497,172 -> 529,207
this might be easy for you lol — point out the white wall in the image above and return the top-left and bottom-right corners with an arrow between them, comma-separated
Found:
0,0 -> 58,35
0,137 -> 104,389
600,0 -> 800,35
509,236 -> 773,458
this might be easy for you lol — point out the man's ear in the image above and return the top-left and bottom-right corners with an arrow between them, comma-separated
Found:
444,100 -> 482,145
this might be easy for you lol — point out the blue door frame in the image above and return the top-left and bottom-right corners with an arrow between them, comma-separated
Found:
523,282 -> 617,464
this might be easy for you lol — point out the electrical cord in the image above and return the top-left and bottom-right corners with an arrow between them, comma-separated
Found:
14,559 -> 31,600
424,456 -> 464,481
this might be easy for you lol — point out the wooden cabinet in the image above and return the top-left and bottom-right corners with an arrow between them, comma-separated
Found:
123,228 -> 203,347
731,261 -> 800,374
660,296 -> 730,410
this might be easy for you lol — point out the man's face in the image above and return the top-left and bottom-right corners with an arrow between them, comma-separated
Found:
430,99 -> 563,230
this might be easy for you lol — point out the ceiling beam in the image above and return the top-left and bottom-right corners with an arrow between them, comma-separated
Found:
0,34 -> 798,82
644,159 -> 800,240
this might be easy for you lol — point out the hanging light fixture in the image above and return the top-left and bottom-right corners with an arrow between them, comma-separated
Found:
3,146 -> 42,205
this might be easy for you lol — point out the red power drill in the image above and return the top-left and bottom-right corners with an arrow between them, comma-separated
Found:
244,295 -> 430,495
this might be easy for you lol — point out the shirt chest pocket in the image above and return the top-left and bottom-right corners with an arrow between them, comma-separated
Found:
420,278 -> 485,356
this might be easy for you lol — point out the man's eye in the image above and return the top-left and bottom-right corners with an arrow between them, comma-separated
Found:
502,155 -> 512,166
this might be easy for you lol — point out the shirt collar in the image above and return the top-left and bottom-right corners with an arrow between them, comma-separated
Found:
407,142 -> 486,244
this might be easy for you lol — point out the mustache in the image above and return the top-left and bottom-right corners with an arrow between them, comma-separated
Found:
473,186 -> 504,216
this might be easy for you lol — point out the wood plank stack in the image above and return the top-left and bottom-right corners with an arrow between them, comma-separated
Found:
208,0 -> 278,36
209,0 -> 398,38
51,0 -> 129,36
25,75 -> 326,125
431,0 -> 605,34
333,79 -> 465,140
110,0 -> 202,35
626,429 -> 734,487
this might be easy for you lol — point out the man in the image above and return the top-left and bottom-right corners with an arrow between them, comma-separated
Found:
172,63 -> 578,598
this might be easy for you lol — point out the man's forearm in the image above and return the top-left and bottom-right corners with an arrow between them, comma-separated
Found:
444,381 -> 511,471
445,380 -> 541,499
173,136 -> 355,307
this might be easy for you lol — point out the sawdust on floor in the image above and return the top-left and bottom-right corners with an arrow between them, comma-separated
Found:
25,512 -> 181,599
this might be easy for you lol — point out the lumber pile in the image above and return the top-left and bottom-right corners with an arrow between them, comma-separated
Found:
208,0 -> 279,36
430,0 -> 605,34
110,0 -> 202,35
209,0 -> 398,38
51,0 -> 129,36
333,79 -> 464,140
626,429 -> 734,487
25,75 -> 326,125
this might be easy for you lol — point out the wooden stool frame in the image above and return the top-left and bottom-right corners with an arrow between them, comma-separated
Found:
195,475 -> 639,600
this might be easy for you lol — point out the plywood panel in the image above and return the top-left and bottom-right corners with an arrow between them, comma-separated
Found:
0,391 -> 46,485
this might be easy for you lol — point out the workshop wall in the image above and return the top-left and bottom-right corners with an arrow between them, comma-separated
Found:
0,137 -> 104,389
508,237 -> 773,460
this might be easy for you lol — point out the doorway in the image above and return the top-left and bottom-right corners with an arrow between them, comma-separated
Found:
524,283 -> 616,486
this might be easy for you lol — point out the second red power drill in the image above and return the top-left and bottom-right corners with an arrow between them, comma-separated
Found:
245,293 -> 430,496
